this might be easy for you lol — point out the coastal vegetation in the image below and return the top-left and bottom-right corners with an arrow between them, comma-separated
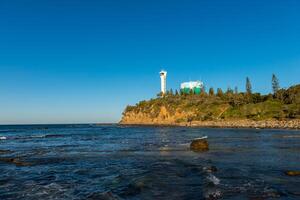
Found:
121,75 -> 300,126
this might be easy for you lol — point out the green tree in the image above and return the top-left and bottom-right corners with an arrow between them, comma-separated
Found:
226,87 -> 234,95
217,88 -> 223,97
272,74 -> 280,95
251,93 -> 263,103
169,89 -> 174,96
180,89 -> 185,96
246,77 -> 252,94
157,92 -> 163,98
200,87 -> 207,97
234,86 -> 238,94
209,87 -> 214,96
202,85 -> 206,93
190,89 -> 194,95
175,89 -> 179,96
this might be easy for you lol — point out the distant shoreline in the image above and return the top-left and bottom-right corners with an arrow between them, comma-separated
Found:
120,119 -> 300,130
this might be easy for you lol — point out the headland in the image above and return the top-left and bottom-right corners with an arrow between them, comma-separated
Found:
120,84 -> 300,129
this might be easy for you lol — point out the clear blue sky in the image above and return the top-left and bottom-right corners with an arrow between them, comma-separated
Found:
0,0 -> 300,124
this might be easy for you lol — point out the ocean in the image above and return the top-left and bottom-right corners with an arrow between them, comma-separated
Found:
0,124 -> 299,199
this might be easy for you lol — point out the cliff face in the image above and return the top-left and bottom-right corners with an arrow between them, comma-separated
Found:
120,84 -> 300,128
121,106 -> 193,125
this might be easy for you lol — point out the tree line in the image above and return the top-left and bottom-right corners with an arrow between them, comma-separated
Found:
160,74 -> 280,97
157,74 -> 285,105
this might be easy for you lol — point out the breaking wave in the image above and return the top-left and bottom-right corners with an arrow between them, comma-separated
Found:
0,136 -> 7,140
206,174 -> 220,185
0,134 -> 66,141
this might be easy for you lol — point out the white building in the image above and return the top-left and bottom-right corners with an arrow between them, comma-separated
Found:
159,70 -> 167,94
180,81 -> 204,94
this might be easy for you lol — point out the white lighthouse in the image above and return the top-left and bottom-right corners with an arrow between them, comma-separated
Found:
159,70 -> 167,95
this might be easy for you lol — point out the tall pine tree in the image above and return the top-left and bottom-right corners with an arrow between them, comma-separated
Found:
272,74 -> 280,94
246,77 -> 252,94
169,89 -> 174,96
234,86 -> 238,94
217,88 -> 223,97
209,87 -> 214,96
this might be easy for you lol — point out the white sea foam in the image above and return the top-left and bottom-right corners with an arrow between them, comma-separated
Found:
0,136 -> 7,140
30,135 -> 46,138
204,188 -> 222,199
207,174 -> 220,185
283,135 -> 300,138
179,143 -> 189,146
194,136 -> 208,140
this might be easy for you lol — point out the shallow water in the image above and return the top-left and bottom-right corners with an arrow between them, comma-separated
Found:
0,124 -> 300,199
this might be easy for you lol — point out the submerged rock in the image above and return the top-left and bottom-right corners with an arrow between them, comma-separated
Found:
190,137 -> 209,152
121,181 -> 145,196
262,187 -> 283,198
0,157 -> 31,167
203,166 -> 218,173
87,191 -> 122,200
204,188 -> 222,199
285,171 -> 300,176
0,150 -> 13,154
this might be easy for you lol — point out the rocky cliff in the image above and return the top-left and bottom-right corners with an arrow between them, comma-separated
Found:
121,105 -> 191,125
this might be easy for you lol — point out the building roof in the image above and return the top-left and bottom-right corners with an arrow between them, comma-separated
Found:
180,81 -> 203,89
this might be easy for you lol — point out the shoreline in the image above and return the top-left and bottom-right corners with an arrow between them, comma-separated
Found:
120,119 -> 300,130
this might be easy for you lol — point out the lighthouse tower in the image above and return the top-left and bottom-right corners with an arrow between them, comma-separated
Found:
159,70 -> 167,95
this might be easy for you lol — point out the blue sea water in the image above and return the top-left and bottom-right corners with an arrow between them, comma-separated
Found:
0,124 -> 300,199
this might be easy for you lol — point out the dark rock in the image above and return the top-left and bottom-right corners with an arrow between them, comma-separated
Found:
0,157 -> 31,167
262,187 -> 284,198
122,181 -> 144,196
285,171 -> 300,176
0,150 -> 13,154
203,166 -> 218,173
87,191 -> 122,200
190,137 -> 209,152
204,188 -> 222,199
